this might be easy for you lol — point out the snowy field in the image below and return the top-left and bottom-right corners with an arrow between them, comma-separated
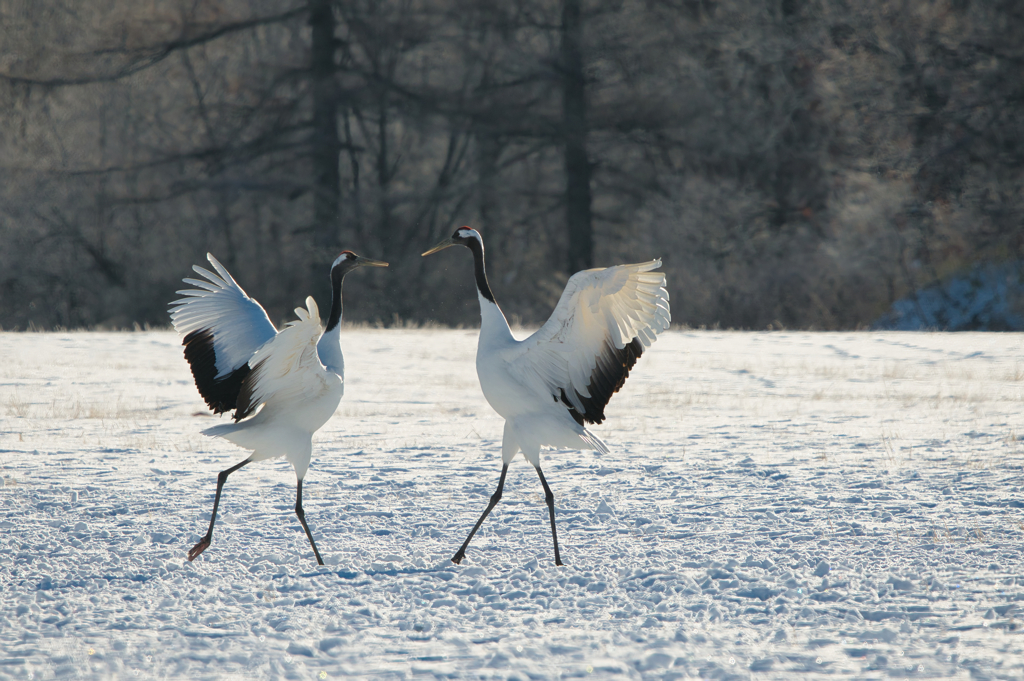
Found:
1,329 -> 1023,680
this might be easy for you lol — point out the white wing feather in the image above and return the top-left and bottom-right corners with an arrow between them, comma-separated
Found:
168,253 -> 277,378
505,260 -> 670,418
234,297 -> 332,419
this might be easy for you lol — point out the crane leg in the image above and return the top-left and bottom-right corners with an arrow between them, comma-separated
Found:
535,466 -> 564,566
452,464 -> 508,565
187,458 -> 250,562
294,479 -> 325,566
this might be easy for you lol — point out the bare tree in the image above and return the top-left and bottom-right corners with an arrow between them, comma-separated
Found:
1,0 -> 1020,330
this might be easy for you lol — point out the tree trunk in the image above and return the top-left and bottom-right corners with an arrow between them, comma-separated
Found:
310,0 -> 341,250
476,127 -> 500,232
376,94 -> 395,253
560,0 -> 593,273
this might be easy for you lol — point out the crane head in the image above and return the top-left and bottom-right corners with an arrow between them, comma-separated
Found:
331,251 -> 389,270
421,227 -> 482,256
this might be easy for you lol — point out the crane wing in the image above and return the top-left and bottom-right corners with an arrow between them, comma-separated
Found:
169,253 -> 278,414
506,260 -> 670,425
233,296 -> 333,421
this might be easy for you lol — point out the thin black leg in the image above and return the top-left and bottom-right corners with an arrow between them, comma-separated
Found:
535,466 -> 563,566
452,464 -> 508,565
187,458 -> 250,562
295,479 -> 325,566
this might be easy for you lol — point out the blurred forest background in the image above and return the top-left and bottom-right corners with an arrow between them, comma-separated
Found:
1,0 -> 1021,330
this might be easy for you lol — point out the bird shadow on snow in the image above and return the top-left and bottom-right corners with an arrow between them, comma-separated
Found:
298,565 -> 457,581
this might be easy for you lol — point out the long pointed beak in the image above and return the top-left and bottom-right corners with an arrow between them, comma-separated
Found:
421,237 -> 455,257
355,256 -> 389,268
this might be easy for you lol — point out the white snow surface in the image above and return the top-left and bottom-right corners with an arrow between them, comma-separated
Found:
1,329 -> 1023,680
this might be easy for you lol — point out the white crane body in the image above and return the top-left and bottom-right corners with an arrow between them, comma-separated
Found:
169,251 -> 386,564
475,295 -> 607,465
198,296 -> 344,480
423,228 -> 670,565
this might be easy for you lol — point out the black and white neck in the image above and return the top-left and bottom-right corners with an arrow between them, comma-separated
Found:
423,227 -> 510,339
449,228 -> 515,345
453,229 -> 495,305
317,252 -> 359,375
326,259 -> 349,332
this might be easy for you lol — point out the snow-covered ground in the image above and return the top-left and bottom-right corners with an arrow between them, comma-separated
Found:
1,329 -> 1023,680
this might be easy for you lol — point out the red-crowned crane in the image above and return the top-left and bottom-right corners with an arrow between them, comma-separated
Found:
423,228 -> 670,565
169,251 -> 387,565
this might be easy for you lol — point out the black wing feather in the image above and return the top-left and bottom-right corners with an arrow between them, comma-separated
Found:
232,357 -> 267,422
182,329 -> 251,415
561,336 -> 645,425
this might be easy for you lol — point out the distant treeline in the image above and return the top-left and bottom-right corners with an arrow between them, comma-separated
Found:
1,0 -> 1021,330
